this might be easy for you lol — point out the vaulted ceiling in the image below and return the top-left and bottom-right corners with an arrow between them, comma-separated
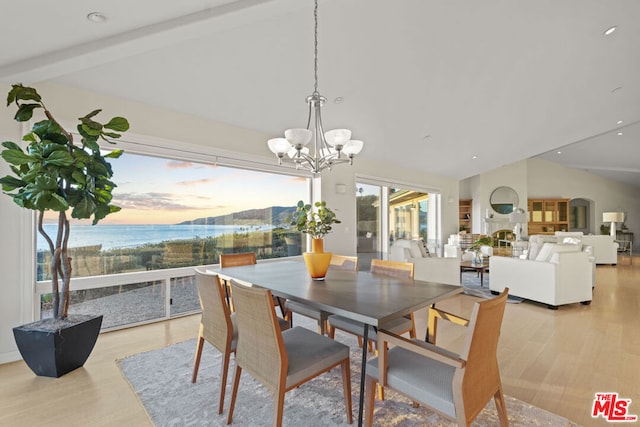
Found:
1,0 -> 638,187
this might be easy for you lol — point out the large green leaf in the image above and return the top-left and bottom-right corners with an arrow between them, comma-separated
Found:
1,149 -> 33,165
81,122 -> 102,136
0,175 -> 25,191
72,195 -> 97,219
43,150 -> 74,167
104,149 -> 123,159
41,142 -> 68,157
7,84 -> 41,106
104,117 -> 129,132
2,141 -> 22,151
15,104 -> 42,121
82,109 -> 102,119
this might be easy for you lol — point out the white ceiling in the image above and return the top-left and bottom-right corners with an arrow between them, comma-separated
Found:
1,0 -> 639,187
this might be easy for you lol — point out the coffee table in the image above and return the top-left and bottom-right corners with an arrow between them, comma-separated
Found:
460,260 -> 490,286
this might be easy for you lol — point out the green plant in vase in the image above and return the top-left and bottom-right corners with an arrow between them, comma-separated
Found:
0,84 -> 129,377
286,200 -> 341,279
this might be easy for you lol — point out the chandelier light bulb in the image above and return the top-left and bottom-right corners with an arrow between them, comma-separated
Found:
268,138 -> 291,155
324,129 -> 352,148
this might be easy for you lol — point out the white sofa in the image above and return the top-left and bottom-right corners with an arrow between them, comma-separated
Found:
489,241 -> 593,309
554,232 -> 618,265
390,239 -> 461,285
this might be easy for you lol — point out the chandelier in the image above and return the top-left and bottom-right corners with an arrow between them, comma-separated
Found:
267,0 -> 363,174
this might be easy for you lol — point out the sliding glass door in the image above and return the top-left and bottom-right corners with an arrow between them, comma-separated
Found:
356,180 -> 438,267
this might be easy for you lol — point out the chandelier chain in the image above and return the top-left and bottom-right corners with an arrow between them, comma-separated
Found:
313,0 -> 319,94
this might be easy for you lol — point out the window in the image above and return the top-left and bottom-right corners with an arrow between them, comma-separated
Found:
36,147 -> 310,328
37,151 -> 309,280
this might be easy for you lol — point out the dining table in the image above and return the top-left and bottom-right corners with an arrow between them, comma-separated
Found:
209,259 -> 462,426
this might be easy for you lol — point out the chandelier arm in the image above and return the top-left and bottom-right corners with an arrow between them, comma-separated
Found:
306,100 -> 313,130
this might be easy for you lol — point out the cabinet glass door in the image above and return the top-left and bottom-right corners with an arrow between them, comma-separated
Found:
544,201 -> 556,222
530,201 -> 543,222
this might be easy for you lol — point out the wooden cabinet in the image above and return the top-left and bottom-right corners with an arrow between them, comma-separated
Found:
528,198 -> 569,235
459,199 -> 472,232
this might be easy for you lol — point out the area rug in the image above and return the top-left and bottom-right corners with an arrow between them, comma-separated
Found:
461,273 -> 524,303
118,318 -> 578,426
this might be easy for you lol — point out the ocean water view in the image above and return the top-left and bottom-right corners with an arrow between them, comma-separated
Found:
37,223 -> 275,252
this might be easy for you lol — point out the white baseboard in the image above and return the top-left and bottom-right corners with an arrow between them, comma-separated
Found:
0,350 -> 21,365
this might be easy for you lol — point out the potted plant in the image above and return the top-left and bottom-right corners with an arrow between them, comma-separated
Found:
287,200 -> 340,280
468,236 -> 494,263
0,84 -> 129,377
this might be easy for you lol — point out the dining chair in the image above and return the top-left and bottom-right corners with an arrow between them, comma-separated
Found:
220,252 -> 287,317
227,281 -> 353,426
364,288 -> 510,427
192,268 -> 289,415
285,254 -> 358,335
191,268 -> 236,415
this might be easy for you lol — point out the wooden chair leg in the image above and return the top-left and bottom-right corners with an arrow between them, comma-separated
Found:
364,376 -> 377,427
318,319 -> 326,335
191,336 -> 204,383
328,324 -> 336,339
273,387 -> 286,427
409,313 -> 417,339
226,365 -> 242,425
494,387 -> 509,426
427,308 -> 438,344
341,359 -> 353,424
218,350 -> 231,414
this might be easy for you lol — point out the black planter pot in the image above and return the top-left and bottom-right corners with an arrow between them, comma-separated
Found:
13,314 -> 103,378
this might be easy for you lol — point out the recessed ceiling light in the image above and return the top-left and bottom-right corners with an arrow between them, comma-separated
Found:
617,120 -> 623,125
617,132 -> 623,136
472,155 -> 478,160
603,26 -> 617,36
557,151 -> 562,155
87,12 -> 107,23
333,97 -> 344,104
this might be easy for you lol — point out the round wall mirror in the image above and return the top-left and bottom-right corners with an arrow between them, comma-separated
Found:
490,186 -> 519,214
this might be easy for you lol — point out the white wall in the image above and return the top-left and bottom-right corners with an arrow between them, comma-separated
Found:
459,157 -> 640,247
0,83 -> 34,363
0,82 -> 459,362
527,157 -> 640,242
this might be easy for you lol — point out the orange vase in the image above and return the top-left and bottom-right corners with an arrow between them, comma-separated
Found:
303,238 -> 332,280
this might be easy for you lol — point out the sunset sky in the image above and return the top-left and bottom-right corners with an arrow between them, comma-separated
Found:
49,152 -> 309,225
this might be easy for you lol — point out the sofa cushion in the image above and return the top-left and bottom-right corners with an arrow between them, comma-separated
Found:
535,243 -> 581,262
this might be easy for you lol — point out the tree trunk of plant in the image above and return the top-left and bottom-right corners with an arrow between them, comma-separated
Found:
39,210 -> 72,320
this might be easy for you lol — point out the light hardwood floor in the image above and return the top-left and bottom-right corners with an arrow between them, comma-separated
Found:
0,256 -> 637,426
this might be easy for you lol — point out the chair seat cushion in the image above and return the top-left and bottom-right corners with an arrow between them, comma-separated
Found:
285,300 -> 329,322
327,315 -> 412,341
282,327 -> 349,388
367,344 -> 456,418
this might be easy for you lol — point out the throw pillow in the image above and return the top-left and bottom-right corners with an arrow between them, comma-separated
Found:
408,241 -> 424,258
528,242 -> 542,260
534,243 -> 555,262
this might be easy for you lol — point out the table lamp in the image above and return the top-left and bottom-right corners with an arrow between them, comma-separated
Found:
602,212 -> 625,238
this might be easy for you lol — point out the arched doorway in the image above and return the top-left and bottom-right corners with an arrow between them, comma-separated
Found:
569,198 -> 592,234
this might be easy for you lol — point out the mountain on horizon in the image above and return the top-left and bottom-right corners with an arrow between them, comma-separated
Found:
177,205 -> 297,226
